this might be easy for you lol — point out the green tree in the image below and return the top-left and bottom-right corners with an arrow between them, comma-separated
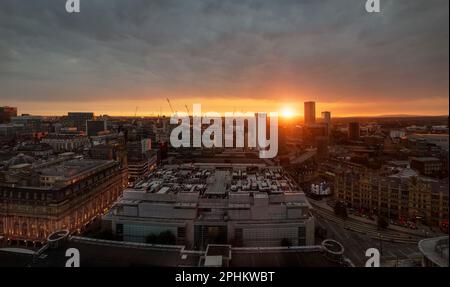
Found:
158,230 -> 176,244
334,201 -> 348,218
146,230 -> 176,245
377,215 -> 389,229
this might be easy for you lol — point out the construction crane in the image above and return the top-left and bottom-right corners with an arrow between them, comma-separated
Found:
166,98 -> 176,115
185,104 -> 190,115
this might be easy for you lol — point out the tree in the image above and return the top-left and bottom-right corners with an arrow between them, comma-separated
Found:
158,230 -> 176,244
377,215 -> 389,229
146,230 -> 176,245
333,201 -> 348,218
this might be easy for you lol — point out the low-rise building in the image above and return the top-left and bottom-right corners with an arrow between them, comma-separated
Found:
104,165 -> 315,249
42,134 -> 90,152
10,116 -> 43,132
410,157 -> 444,177
333,166 -> 449,226
406,134 -> 449,152
15,143 -> 54,157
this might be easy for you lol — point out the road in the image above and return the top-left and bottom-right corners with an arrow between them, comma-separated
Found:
315,215 -> 421,266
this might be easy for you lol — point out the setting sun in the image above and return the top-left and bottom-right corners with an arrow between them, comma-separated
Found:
281,107 -> 295,118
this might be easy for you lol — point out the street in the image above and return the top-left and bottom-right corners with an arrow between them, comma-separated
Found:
316,216 -> 422,266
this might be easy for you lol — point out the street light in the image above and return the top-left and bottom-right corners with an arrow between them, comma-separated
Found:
378,232 -> 383,255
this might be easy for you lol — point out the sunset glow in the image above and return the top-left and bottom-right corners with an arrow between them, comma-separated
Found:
0,0 -> 448,271
0,0 -> 448,118
281,107 -> 295,118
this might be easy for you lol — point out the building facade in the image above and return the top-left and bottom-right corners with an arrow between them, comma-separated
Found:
0,107 -> 18,124
410,157 -> 444,177
86,120 -> 107,137
348,122 -> 360,141
304,102 -> 316,125
10,116 -> 43,132
0,157 -> 127,245
42,134 -> 90,152
334,169 -> 449,226
67,112 -> 94,132
127,140 -> 156,183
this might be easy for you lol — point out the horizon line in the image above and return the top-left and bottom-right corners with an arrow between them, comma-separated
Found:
10,113 -> 449,119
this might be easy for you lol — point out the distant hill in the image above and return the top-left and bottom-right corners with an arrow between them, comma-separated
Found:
376,114 -> 448,118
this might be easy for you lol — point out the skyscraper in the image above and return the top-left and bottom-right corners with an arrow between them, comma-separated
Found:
321,111 -> 331,135
304,102 -> 316,125
321,111 -> 331,125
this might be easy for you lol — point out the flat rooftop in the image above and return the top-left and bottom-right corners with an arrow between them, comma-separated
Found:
0,237 -> 348,267
410,157 -> 441,162
230,249 -> 341,267
39,159 -> 114,179
130,165 -> 299,198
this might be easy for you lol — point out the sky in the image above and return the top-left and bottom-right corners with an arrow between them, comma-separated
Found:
0,0 -> 448,117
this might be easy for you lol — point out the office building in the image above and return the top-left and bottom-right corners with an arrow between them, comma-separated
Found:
348,122 -> 360,141
0,156 -> 128,244
410,157 -> 444,177
0,124 -> 24,138
127,140 -> 157,183
0,107 -> 18,124
10,116 -> 42,132
86,120 -> 107,137
321,111 -> 331,135
67,112 -> 94,132
89,133 -> 128,169
304,102 -> 316,125
104,165 -> 315,249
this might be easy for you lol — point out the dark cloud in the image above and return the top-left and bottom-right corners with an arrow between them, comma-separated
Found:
0,0 -> 448,107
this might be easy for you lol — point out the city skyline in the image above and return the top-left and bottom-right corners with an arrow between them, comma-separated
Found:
1,0 -> 449,272
5,103 -> 449,118
1,0 -> 449,117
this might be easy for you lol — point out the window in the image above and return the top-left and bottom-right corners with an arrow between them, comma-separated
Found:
177,226 -> 186,238
298,226 -> 306,236
116,224 -> 123,234
235,228 -> 243,243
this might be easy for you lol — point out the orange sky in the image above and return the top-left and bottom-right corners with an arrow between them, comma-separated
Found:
9,95 -> 449,117
2,1 -> 448,117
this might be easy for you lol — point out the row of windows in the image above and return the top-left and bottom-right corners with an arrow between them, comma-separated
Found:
0,166 -> 121,202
